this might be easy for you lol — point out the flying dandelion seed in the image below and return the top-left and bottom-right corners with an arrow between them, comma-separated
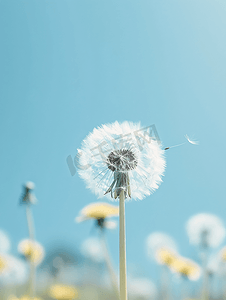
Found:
185,135 -> 199,145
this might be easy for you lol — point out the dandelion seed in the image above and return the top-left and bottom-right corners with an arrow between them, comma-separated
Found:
185,134 -> 199,145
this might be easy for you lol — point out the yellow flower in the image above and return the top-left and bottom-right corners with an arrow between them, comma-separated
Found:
170,256 -> 201,281
220,246 -> 226,261
76,202 -> 119,228
8,296 -> 42,300
156,248 -> 177,266
49,284 -> 79,299
18,239 -> 44,265
0,255 -> 7,273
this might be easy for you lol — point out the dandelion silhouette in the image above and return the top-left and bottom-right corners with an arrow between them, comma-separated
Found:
77,121 -> 166,300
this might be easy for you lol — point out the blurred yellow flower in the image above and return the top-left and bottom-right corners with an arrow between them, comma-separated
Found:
0,255 -> 7,273
156,248 -> 177,266
221,246 -> 226,261
8,296 -> 42,300
76,202 -> 119,222
18,239 -> 44,265
49,284 -> 79,299
170,256 -> 201,281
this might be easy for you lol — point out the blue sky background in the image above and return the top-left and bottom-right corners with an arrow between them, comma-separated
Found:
1,0 -> 226,286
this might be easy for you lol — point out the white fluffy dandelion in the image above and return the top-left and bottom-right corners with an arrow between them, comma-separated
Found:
77,121 -> 165,201
186,213 -> 226,248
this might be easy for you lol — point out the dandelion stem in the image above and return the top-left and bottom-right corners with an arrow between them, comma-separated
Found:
100,230 -> 120,300
119,190 -> 127,300
201,251 -> 209,300
26,205 -> 36,298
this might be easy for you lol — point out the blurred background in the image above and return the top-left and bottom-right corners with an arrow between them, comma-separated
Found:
0,0 -> 226,299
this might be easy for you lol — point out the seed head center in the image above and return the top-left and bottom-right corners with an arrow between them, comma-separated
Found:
107,149 -> 138,172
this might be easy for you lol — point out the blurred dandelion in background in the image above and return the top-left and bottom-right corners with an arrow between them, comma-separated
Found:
76,202 -> 119,228
20,182 -> 37,205
128,277 -> 157,300
186,213 -> 226,249
19,182 -> 39,297
146,232 -> 178,300
170,256 -> 201,300
0,253 -> 28,286
186,213 -> 225,300
18,239 -> 45,266
81,237 -> 104,263
146,232 -> 178,260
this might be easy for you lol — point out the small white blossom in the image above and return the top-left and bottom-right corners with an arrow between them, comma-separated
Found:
81,237 -> 104,263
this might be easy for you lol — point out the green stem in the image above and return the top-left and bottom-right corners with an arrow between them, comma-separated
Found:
119,190 -> 127,300
26,205 -> 36,298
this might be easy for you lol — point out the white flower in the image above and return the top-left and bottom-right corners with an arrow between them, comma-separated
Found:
186,213 -> 226,248
77,121 -> 165,200
0,253 -> 28,285
81,237 -> 104,263
170,256 -> 201,281
128,277 -> 157,299
146,232 -> 178,260
0,230 -> 10,253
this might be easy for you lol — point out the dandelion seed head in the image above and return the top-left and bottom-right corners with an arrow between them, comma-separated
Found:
186,213 -> 226,248
78,121 -> 165,200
